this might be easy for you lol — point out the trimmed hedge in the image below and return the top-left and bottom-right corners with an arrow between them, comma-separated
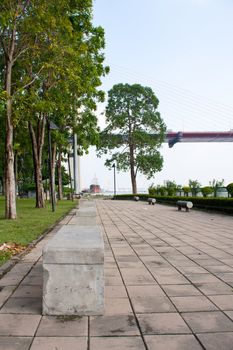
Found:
113,194 -> 233,214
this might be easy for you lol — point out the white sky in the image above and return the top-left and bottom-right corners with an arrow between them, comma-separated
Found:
80,0 -> 233,192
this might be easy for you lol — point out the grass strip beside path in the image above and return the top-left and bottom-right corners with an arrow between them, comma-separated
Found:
0,197 -> 78,266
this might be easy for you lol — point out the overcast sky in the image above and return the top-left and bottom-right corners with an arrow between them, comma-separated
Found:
80,0 -> 233,192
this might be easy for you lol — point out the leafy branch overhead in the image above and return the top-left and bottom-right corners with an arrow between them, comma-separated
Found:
98,83 -> 166,194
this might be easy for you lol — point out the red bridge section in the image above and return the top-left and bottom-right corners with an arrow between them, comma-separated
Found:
166,131 -> 233,147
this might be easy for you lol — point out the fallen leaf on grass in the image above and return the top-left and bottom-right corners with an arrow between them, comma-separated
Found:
0,242 -> 26,255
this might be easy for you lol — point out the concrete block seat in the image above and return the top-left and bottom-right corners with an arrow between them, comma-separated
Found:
42,224 -> 104,316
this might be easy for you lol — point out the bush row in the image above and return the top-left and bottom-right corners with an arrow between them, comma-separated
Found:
113,194 -> 233,213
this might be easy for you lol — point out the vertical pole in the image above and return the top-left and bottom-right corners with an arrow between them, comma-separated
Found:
113,164 -> 116,196
47,121 -> 55,212
68,153 -> 74,201
73,133 -> 79,195
77,155 -> 81,193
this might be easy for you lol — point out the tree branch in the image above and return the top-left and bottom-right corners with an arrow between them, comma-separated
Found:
13,46 -> 29,63
17,65 -> 44,91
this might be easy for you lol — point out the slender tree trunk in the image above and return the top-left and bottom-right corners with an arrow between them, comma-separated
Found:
57,148 -> 63,200
5,58 -> 17,219
29,118 -> 46,208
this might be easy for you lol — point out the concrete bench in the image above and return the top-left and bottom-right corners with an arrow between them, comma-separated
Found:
42,224 -> 104,316
177,200 -> 193,212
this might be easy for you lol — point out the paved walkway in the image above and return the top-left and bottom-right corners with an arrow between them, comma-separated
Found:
1,200 -> 233,349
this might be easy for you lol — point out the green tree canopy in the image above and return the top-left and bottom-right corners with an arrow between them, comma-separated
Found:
98,83 -> 166,194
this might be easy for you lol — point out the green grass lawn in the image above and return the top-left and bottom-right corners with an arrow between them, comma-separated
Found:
0,197 -> 78,266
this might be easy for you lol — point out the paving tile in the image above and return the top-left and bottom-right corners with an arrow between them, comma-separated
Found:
122,272 -> 155,285
177,266 -> 208,274
137,313 -> 191,334
104,297 -> 133,315
90,315 -> 140,336
21,275 -> 43,285
11,285 -> 42,298
144,334 -> 203,350
215,272 -> 233,282
162,284 -> 201,297
197,332 -> 233,350
105,285 -> 128,298
0,337 -> 32,350
127,285 -> 165,297
0,314 -> 41,336
36,315 -> 88,336
0,285 -> 15,307
182,311 -> 233,332
225,310 -> 233,320
105,276 -> 123,285
186,273 -> 221,284
206,265 -> 233,273
197,259 -> 225,266
171,296 -> 217,312
152,274 -> 190,285
0,297 -> 41,314
208,295 -> 233,310
195,282 -> 233,295
0,273 -> 24,287
90,336 -> 145,350
132,295 -> 176,313
30,337 -> 87,350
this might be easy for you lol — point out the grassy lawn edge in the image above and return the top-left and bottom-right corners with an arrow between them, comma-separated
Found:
0,198 -> 78,268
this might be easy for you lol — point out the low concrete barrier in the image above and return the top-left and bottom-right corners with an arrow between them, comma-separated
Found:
42,202 -> 104,316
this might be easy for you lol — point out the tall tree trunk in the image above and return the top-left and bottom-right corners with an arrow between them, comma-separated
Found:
129,145 -> 137,194
29,117 -> 46,208
57,148 -> 63,200
5,59 -> 17,219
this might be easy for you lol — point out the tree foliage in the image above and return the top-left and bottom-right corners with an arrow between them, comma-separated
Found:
98,83 -> 166,194
226,183 -> 233,198
189,180 -> 201,197
201,186 -> 213,198
0,0 -> 108,216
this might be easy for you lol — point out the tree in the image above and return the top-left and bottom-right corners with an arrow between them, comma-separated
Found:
1,0 -> 108,213
226,183 -> 233,198
182,186 -> 190,197
98,84 -> 166,194
165,180 -> 177,196
209,179 -> 224,197
201,186 -> 213,198
189,180 -> 201,197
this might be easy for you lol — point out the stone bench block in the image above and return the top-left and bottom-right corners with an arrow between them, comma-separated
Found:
42,225 -> 104,316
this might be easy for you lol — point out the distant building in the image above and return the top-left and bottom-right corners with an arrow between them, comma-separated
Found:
89,175 -> 101,194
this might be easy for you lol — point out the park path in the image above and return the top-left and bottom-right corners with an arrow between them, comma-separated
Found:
1,200 -> 233,349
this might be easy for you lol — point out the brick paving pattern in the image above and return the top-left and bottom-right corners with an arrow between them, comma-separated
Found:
1,200 -> 233,349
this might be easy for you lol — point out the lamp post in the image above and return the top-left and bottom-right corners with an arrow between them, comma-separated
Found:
47,120 -> 59,212
112,163 -> 116,197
